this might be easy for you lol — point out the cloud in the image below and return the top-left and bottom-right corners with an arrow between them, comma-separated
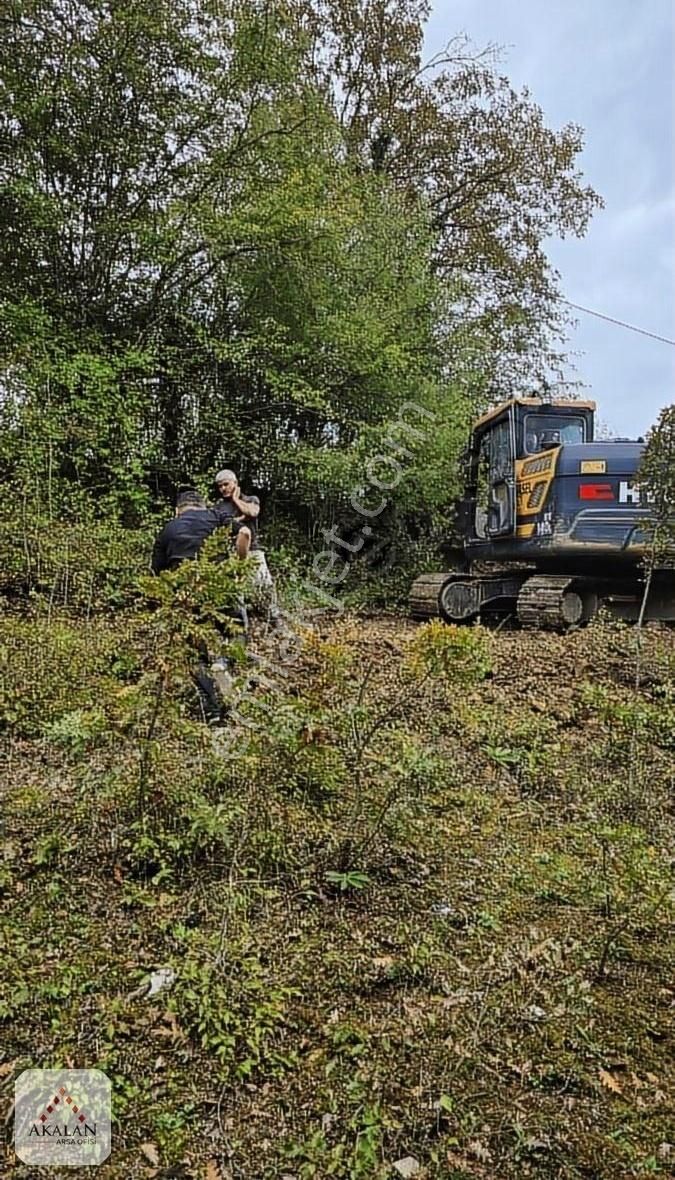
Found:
606,195 -> 675,242
426,0 -> 675,433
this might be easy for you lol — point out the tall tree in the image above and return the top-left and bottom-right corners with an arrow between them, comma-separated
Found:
306,0 -> 602,389
0,0 -> 601,547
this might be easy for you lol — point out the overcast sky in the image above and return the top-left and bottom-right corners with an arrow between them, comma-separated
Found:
425,0 -> 675,437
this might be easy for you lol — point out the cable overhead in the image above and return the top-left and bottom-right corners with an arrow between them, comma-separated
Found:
562,299 -> 675,347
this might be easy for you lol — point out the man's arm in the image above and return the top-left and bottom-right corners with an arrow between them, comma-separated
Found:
231,487 -> 260,519
151,526 -> 170,574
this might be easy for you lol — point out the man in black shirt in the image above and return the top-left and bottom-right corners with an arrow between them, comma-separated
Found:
151,489 -> 219,573
150,488 -> 244,725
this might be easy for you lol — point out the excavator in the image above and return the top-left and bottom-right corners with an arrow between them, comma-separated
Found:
409,396 -> 674,630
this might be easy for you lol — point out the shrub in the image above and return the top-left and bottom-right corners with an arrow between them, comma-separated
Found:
406,619 -> 492,685
0,517 -> 154,611
0,618 -> 124,736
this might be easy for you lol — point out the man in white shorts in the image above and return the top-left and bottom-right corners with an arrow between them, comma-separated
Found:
212,469 -> 280,625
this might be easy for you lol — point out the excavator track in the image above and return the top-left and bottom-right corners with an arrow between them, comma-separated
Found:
517,575 -> 586,630
411,572 -> 612,631
409,572 -> 451,620
410,569 -> 534,624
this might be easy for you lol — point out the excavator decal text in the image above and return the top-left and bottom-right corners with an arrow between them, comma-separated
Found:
618,481 -> 641,505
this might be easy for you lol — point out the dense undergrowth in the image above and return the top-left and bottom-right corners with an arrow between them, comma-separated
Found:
1,583 -> 674,1178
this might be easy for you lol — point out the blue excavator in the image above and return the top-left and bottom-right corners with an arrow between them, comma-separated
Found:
409,396 -> 674,630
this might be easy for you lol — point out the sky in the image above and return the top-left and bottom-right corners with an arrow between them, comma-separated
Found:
425,0 -> 675,438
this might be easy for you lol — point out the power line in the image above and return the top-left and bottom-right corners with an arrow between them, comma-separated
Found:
562,299 -> 675,347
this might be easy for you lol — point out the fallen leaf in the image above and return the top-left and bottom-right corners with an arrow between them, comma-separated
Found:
393,1158 -> 420,1178
468,1140 -> 492,1162
152,1011 -> 182,1041
113,863 -> 124,884
445,1148 -> 484,1175
598,1068 -> 622,1094
0,1061 -> 17,1079
140,1142 -> 160,1166
205,1162 -> 221,1180
147,967 -> 176,997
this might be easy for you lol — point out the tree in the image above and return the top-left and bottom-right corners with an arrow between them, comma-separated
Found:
0,0 -> 601,560
638,403 -> 675,560
0,0 -> 480,525
305,0 -> 602,389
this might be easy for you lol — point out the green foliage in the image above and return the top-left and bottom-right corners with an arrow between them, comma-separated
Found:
139,532 -> 250,653
42,707 -> 106,754
325,870 -> 372,893
482,712 -> 562,796
2,613 -> 674,1178
0,617 -> 124,736
406,619 -> 493,684
312,1 -> 602,390
174,949 -> 295,1078
0,517 -> 154,609
579,682 -> 675,752
284,1102 -> 390,1179
0,0 -> 601,558
638,403 -> 675,559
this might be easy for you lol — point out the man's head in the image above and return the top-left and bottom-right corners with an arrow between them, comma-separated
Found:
175,489 -> 207,515
215,468 -> 238,498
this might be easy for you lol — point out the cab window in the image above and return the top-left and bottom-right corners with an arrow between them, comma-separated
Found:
490,418 -> 511,472
474,436 -> 490,538
524,415 -> 585,453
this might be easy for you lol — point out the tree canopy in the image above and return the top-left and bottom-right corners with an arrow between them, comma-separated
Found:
0,0 -> 601,542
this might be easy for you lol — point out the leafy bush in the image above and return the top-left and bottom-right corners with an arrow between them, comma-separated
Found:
406,619 -> 492,684
42,707 -> 106,754
175,948 -> 295,1079
0,517 -> 154,610
0,618 -> 124,736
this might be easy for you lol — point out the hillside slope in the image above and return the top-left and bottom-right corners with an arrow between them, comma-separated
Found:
1,614 -> 674,1179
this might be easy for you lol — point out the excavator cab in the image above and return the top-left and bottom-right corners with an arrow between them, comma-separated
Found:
463,399 -> 595,545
